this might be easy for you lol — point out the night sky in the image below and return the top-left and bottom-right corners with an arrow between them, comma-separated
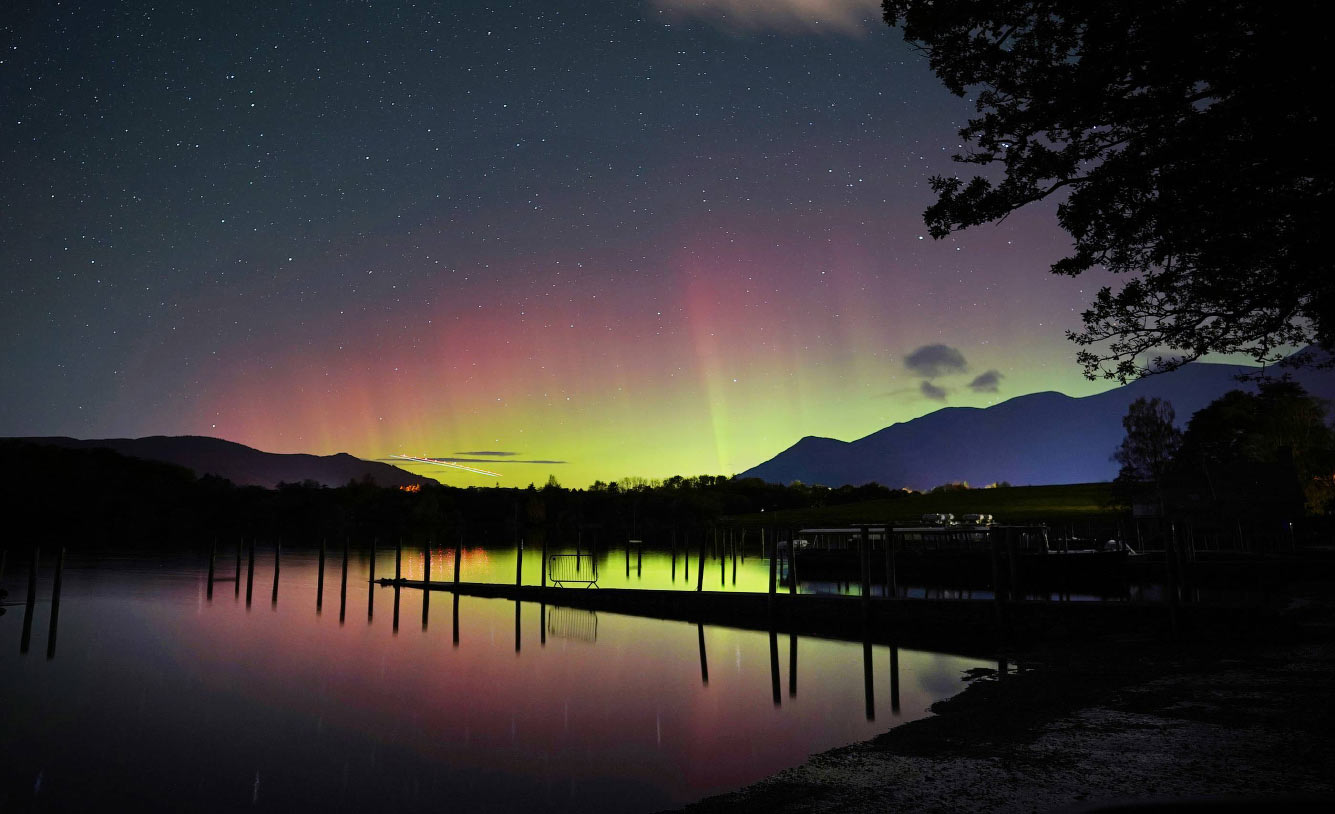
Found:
2,0 -> 1109,487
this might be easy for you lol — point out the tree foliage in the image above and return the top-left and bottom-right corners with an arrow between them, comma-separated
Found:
1114,397 -> 1182,488
881,1 -> 1331,380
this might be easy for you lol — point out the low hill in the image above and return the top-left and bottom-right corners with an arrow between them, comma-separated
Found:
5,435 -> 431,489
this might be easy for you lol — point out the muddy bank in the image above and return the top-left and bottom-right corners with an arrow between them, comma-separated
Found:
677,599 -> 1335,812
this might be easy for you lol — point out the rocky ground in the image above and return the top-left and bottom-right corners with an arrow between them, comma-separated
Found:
676,587 -> 1335,812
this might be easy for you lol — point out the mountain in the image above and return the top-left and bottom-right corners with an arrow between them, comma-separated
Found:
738,358 -> 1335,489
6,435 -> 432,489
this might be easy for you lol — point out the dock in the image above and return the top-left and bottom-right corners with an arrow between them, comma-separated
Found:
375,578 -> 1271,651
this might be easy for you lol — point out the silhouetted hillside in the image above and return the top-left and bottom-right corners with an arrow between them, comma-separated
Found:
739,358 -> 1335,489
7,435 -> 431,489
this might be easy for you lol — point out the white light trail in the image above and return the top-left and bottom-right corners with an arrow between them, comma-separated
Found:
391,454 -> 501,478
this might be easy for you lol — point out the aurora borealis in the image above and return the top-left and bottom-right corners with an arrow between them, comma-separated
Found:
2,1 -> 1114,487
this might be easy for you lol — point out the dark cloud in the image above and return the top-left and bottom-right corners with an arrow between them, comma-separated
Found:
905,344 -> 967,378
920,381 -> 948,401
455,451 -> 517,456
968,369 -> 1004,393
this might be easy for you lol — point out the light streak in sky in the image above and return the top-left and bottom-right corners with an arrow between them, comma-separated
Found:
391,454 -> 502,478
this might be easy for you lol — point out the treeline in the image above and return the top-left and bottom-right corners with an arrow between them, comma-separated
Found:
0,441 -> 913,550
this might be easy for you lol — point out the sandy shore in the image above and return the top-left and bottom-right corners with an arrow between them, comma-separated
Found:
676,597 -> 1335,812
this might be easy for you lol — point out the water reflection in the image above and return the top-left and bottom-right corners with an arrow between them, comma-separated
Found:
2,548 -> 991,813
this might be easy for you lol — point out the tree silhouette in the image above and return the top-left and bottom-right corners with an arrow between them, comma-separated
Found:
1114,397 -> 1182,501
882,1 -> 1330,380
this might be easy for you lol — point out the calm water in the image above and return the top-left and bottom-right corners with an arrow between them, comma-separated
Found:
2,545 -> 991,812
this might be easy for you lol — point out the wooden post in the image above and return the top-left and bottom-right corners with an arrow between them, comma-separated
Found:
697,623 -> 709,685
625,538 -> 630,577
20,547 -> 39,654
46,547 -> 64,661
515,538 -> 524,587
683,531 -> 690,583
234,538 -> 241,597
767,530 -> 778,599
453,538 -> 462,586
671,528 -> 678,581
788,632 -> 798,698
422,542 -> 431,630
541,532 -> 548,588
317,538 -> 326,612
719,527 -> 725,587
696,531 -> 706,592
890,645 -> 901,713
990,528 -> 1006,634
540,603 -> 547,646
884,528 -> 897,599
207,538 -> 216,601
271,541 -> 281,606
245,538 -> 255,608
394,539 -> 402,582
340,538 -> 349,625
769,628 -> 781,706
859,526 -> 871,608
789,527 -> 798,595
732,529 -> 738,585
862,635 -> 875,721
637,541 -> 642,577
367,539 -> 375,622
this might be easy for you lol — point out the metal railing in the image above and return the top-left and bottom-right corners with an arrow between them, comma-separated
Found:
548,553 -> 598,587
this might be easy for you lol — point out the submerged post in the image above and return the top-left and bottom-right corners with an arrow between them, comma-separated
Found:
46,547 -> 64,661
20,547 -> 39,654
788,632 -> 798,698
788,527 -> 798,595
340,538 -> 349,625
317,538 -> 326,612
271,541 -> 281,607
859,526 -> 871,609
245,538 -> 255,608
697,623 -> 709,685
696,531 -> 706,592
207,538 -> 216,601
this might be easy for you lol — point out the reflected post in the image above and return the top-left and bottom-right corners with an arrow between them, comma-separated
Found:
20,546 -> 38,655
863,635 -> 875,721
452,593 -> 460,647
206,539 -> 216,601
788,632 -> 797,698
317,538 -> 325,613
245,539 -> 255,609
339,538 -> 348,625
422,543 -> 431,630
768,628 -> 781,707
368,540 -> 376,622
271,541 -> 280,608
890,645 -> 901,714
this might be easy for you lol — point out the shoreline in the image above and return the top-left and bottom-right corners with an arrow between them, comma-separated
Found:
674,593 -> 1335,812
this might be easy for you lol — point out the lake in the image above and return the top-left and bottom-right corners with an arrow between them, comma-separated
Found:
2,544 -> 993,812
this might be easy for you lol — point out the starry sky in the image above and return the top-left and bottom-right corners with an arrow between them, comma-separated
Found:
1,0 -> 1115,487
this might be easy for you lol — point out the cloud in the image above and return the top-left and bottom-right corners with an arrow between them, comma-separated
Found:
968,369 -> 1004,393
650,0 -> 879,36
905,344 -> 968,378
455,451 -> 517,456
920,381 -> 948,401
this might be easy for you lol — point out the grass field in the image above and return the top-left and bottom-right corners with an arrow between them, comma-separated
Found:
730,482 -> 1121,527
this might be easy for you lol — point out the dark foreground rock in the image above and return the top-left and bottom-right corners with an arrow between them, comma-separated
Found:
677,598 -> 1335,812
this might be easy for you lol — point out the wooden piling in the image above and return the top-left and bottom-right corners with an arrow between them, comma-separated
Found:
788,632 -> 797,698
368,539 -> 375,622
890,645 -> 901,713
207,539 -> 216,601
317,538 -> 326,612
769,629 -> 781,706
245,538 -> 255,607
422,542 -> 431,629
540,532 -> 548,588
696,532 -> 706,592
271,541 -> 280,606
884,530 -> 897,599
697,623 -> 709,685
719,528 -> 725,587
859,526 -> 871,608
789,527 -> 798,595
20,547 -> 38,655
454,538 -> 462,586
731,529 -> 737,584
340,538 -> 349,625
767,531 -> 778,599
863,636 -> 875,721
46,547 -> 64,661
636,541 -> 642,577
395,539 -> 402,582
515,539 -> 524,587
234,538 -> 241,597
671,528 -> 678,581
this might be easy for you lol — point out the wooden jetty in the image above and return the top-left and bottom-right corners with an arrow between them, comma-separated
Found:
374,577 -> 1269,651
